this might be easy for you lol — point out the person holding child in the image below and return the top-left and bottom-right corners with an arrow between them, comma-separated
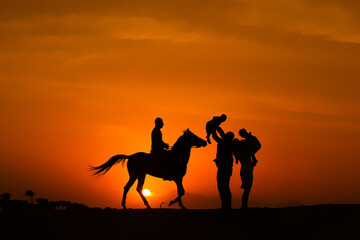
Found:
212,125 -> 235,210
234,128 -> 261,208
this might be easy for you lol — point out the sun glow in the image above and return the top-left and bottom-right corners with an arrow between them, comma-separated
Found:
142,189 -> 151,196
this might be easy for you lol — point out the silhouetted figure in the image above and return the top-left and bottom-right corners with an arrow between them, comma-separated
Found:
206,114 -> 227,144
239,128 -> 261,166
151,118 -> 170,156
234,138 -> 255,209
212,127 -> 235,210
90,129 -> 207,209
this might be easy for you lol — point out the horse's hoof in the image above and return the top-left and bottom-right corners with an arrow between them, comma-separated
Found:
180,206 -> 187,210
146,206 -> 152,209
169,200 -> 175,206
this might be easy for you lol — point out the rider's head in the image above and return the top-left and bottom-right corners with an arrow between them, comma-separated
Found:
155,117 -> 164,128
239,128 -> 248,138
225,131 -> 234,141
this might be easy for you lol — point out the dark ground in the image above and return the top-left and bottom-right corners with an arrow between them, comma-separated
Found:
1,205 -> 359,239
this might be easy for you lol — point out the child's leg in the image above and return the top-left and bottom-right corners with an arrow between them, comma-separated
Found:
206,133 -> 211,144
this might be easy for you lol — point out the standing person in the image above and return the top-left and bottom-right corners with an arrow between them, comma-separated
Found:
212,127 -> 235,210
151,117 -> 170,157
234,137 -> 256,209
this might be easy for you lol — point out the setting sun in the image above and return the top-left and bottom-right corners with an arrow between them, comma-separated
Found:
142,189 -> 151,196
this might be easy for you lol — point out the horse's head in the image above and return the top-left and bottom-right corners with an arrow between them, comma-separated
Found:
182,129 -> 207,148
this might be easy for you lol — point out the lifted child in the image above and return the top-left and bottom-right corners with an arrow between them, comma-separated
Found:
206,114 -> 227,144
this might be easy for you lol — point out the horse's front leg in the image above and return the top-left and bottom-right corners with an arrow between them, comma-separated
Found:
178,197 -> 186,209
169,178 -> 186,209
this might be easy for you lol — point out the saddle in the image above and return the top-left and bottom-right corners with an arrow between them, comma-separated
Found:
149,150 -> 181,181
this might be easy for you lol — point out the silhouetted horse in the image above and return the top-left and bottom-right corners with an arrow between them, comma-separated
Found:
90,129 -> 207,209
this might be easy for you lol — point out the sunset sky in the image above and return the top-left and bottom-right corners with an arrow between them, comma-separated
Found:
1,0 -> 360,208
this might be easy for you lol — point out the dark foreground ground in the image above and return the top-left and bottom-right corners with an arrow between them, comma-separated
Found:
1,205 -> 359,239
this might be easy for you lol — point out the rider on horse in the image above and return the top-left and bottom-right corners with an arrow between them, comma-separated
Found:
151,118 -> 170,158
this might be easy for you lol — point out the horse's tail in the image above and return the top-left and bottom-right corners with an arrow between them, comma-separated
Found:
89,154 -> 129,176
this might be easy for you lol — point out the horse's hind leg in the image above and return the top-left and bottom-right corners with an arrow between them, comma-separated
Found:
122,176 -> 136,209
136,174 -> 151,209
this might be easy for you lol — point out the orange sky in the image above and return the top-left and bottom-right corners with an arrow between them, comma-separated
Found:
1,0 -> 360,208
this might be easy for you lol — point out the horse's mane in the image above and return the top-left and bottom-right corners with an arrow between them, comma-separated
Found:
171,130 -> 189,151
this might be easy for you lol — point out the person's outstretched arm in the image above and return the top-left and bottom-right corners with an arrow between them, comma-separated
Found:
217,126 -> 225,138
212,130 -> 222,143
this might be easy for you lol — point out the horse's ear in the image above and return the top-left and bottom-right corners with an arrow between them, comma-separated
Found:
186,128 -> 190,133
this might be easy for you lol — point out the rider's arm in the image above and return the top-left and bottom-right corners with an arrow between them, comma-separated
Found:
160,134 -> 169,149
163,142 -> 170,149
